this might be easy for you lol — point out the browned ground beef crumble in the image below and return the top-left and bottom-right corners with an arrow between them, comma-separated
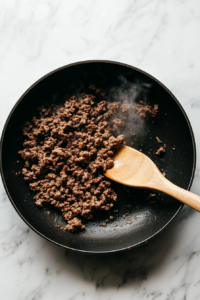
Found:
156,147 -> 165,155
135,100 -> 159,119
19,85 -> 159,232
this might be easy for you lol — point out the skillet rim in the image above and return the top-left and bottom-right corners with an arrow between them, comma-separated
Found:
0,60 -> 196,254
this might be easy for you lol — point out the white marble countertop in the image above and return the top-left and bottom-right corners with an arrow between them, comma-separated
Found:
1,0 -> 200,299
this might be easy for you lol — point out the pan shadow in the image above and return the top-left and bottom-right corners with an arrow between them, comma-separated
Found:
40,205 -> 195,289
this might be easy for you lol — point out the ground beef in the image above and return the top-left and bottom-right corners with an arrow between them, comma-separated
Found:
156,147 -> 165,155
19,85 -> 159,232
135,101 -> 159,118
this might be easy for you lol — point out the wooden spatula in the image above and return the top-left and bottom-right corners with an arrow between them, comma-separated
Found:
104,145 -> 200,211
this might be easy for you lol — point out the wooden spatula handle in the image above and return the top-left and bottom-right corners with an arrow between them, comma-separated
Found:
150,173 -> 200,212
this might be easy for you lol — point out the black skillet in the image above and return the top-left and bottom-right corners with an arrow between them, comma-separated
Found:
0,61 -> 196,253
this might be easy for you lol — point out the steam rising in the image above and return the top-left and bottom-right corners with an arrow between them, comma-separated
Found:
107,76 -> 152,138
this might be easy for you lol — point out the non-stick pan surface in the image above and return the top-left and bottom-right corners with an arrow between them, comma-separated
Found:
0,61 -> 196,253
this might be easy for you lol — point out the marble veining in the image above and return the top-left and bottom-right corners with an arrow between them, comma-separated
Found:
1,0 -> 200,299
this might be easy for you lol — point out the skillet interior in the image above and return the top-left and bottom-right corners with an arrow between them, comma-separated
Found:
0,61 -> 196,253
